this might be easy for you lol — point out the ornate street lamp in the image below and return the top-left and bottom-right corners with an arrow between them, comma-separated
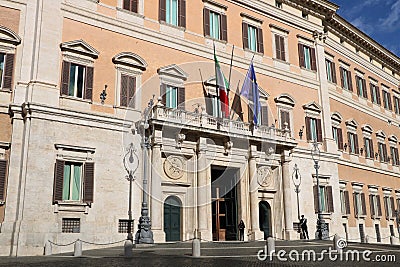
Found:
134,97 -> 155,244
123,143 -> 139,241
292,164 -> 301,221
311,140 -> 328,240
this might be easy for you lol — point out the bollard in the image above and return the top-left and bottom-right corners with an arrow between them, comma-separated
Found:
44,241 -> 52,256
266,237 -> 275,255
74,240 -> 82,257
192,238 -> 201,257
124,240 -> 133,258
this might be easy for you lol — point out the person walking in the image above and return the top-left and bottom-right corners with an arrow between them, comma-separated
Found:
300,215 -> 309,240
238,220 -> 245,241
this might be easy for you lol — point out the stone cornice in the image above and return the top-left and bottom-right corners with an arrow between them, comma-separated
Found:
325,15 -> 400,73
325,37 -> 399,86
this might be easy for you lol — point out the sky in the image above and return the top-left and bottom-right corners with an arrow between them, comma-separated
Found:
332,0 -> 400,57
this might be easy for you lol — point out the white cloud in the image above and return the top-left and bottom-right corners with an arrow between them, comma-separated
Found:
379,0 -> 400,31
351,17 -> 374,35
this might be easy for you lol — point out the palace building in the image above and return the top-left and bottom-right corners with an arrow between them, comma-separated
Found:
0,0 -> 399,255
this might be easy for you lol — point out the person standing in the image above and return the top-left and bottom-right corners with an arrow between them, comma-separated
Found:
238,220 -> 245,241
300,215 -> 309,240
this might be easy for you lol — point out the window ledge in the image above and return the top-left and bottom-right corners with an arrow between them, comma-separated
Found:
355,215 -> 367,219
54,202 -> 90,214
273,58 -> 289,65
205,36 -> 227,44
60,95 -> 92,104
244,48 -> 263,55
300,67 -> 317,73
116,7 -> 144,19
159,21 -> 186,31
371,216 -> 382,220
0,200 -> 4,205
341,214 -> 350,218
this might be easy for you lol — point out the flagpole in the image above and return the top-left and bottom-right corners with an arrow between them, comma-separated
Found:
230,79 -> 241,120
214,43 -> 221,118
227,45 -> 235,120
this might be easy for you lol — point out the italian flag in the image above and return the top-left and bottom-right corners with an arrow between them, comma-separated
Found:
214,49 -> 230,118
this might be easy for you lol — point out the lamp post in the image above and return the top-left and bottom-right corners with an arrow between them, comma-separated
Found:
292,164 -> 301,221
135,98 -> 155,244
311,140 -> 328,240
123,143 -> 139,241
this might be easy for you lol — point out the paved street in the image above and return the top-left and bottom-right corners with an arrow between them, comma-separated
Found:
0,239 -> 398,267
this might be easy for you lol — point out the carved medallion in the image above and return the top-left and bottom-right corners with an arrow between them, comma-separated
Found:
164,156 -> 185,180
257,166 -> 273,187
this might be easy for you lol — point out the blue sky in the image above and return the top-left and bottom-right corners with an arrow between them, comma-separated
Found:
332,0 -> 400,57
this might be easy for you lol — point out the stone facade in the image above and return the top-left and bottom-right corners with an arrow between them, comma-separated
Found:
0,0 -> 399,256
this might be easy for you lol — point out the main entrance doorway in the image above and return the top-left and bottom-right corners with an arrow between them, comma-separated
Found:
259,201 -> 272,240
211,167 -> 239,241
164,196 -> 181,241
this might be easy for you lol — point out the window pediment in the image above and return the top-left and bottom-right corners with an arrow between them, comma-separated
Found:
345,118 -> 358,129
302,101 -> 321,113
157,64 -> 188,81
0,25 -> 21,46
274,93 -> 295,107
388,135 -> 398,143
376,130 -> 386,139
112,52 -> 147,71
331,112 -> 342,124
361,124 -> 373,134
60,39 -> 99,59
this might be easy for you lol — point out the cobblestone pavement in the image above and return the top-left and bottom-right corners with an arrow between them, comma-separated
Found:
0,240 -> 398,267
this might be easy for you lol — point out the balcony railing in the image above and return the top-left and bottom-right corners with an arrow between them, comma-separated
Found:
152,105 -> 292,140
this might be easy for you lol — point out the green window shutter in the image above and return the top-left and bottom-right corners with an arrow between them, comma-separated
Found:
0,160 -> 7,202
159,0 -> 166,22
298,43 -> 304,68
120,74 -> 128,107
83,162 -> 95,204
242,23 -> 248,49
305,117 -> 311,141
344,191 -> 351,215
61,61 -> 70,96
310,47 -> 317,71
257,28 -> 264,54
203,8 -> 210,36
84,66 -> 94,101
313,185 -> 318,213
327,186 -> 334,213
177,87 -> 185,110
128,76 -> 136,108
53,160 -> 65,203
160,84 -> 167,105
3,54 -> 14,90
316,118 -> 322,142
178,0 -> 186,27
221,14 -> 227,41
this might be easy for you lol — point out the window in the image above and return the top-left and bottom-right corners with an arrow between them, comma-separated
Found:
393,96 -> 400,115
62,162 -> 82,201
378,142 -> 388,162
340,189 -> 350,215
275,35 -> 286,61
60,40 -> 98,101
347,132 -> 359,154
0,26 -> 20,91
370,83 -> 381,105
53,159 -> 94,204
118,219 -> 134,233
160,0 -> 186,27
161,85 -> 185,109
353,192 -> 366,217
390,225 -> 395,237
120,75 -> 136,108
375,224 -> 381,242
390,146 -> 399,165
313,185 -> 334,213
280,110 -> 290,131
332,126 -> 343,150
339,67 -> 353,91
298,44 -> 316,71
325,59 -> 337,83
242,23 -> 264,54
301,11 -> 308,20
204,9 -> 227,41
275,1 -> 282,8
364,137 -> 374,159
123,0 -> 138,13
62,218 -> 80,233
305,117 -> 322,142
355,76 -> 367,98
369,194 -> 382,217
384,196 -> 395,219
383,90 -> 392,110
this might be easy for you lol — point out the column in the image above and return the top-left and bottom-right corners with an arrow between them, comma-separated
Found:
150,130 -> 165,242
281,150 -> 296,240
248,145 -> 263,240
314,31 -> 336,153
197,137 -> 211,240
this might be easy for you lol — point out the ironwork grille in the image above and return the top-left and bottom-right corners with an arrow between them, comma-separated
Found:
62,218 -> 80,233
119,219 -> 134,233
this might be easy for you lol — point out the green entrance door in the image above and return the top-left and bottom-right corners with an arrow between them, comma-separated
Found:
164,196 -> 181,241
259,201 -> 272,240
